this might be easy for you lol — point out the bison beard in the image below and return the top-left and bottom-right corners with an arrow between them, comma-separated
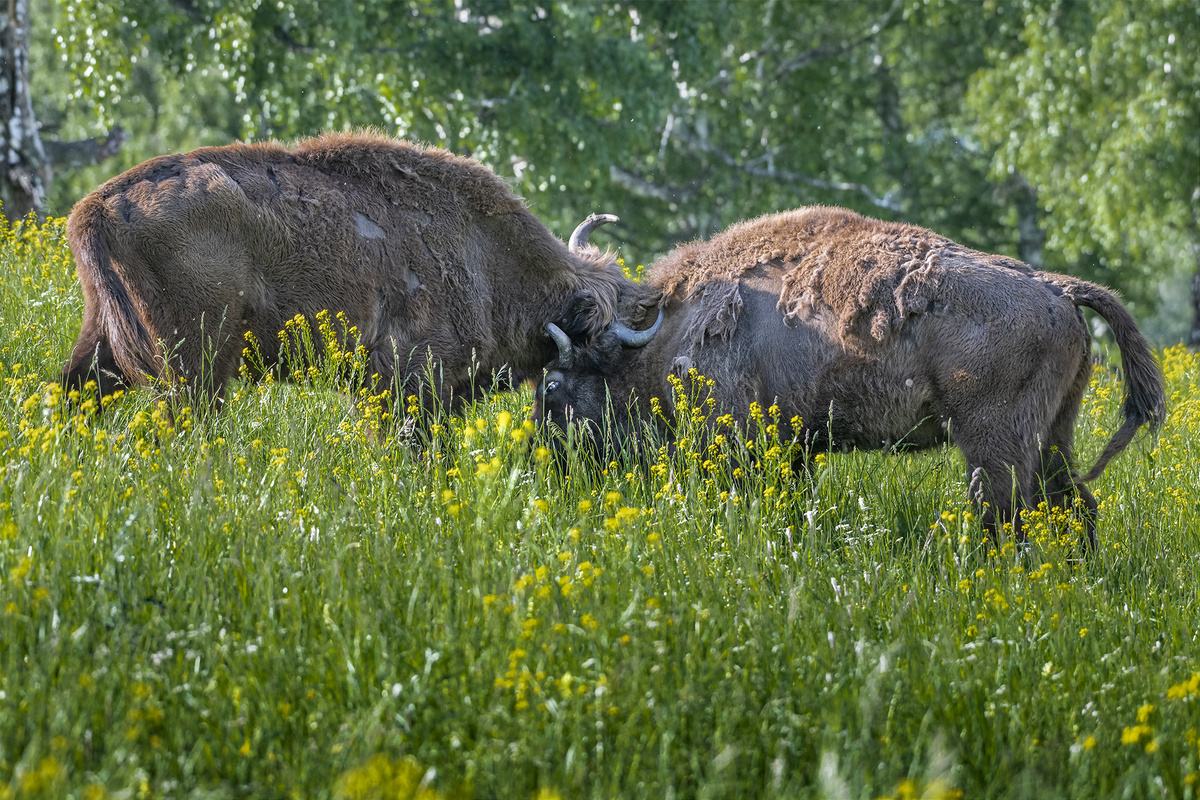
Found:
60,131 -> 649,415
534,207 -> 1166,550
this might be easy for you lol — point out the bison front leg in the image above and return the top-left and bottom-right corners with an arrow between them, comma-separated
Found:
967,465 -> 1027,545
157,310 -> 244,413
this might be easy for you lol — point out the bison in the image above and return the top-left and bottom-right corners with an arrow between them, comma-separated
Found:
61,131 -> 645,412
535,207 -> 1166,548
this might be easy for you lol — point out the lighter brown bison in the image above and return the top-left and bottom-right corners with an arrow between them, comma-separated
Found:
61,131 -> 645,412
535,207 -> 1166,548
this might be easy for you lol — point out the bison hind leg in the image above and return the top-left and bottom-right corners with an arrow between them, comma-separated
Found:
1034,354 -> 1097,551
150,314 -> 247,416
959,433 -> 1038,547
1035,445 -> 1098,551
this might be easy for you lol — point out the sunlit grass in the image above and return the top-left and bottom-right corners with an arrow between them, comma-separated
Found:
1,218 -> 1197,798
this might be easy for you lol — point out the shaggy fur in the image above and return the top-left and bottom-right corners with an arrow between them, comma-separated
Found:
61,130 -> 646,411
536,207 -> 1166,547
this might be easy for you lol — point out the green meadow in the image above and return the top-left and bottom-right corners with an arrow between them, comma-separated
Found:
1,218 -> 1197,799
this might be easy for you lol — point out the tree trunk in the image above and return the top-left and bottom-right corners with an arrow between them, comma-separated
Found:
1189,240 -> 1200,349
0,0 -> 49,221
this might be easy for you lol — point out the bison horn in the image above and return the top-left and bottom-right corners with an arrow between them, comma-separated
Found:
545,322 -> 574,368
568,213 -> 619,254
611,308 -> 664,348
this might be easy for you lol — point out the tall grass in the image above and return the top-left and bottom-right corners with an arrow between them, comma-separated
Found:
0,218 -> 1197,799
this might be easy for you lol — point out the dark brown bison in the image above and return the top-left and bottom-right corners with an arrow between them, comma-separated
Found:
61,131 -> 643,412
535,207 -> 1166,547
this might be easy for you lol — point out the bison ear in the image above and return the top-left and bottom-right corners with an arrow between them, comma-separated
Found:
559,291 -> 607,342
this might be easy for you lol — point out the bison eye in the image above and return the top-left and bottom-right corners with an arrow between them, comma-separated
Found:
544,379 -> 561,394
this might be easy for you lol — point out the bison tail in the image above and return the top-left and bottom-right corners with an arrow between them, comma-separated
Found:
1050,275 -> 1166,482
67,201 -> 160,386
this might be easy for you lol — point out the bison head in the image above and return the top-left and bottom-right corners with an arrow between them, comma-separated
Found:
532,309 -> 664,457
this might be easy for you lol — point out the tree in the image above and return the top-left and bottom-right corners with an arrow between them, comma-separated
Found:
45,0 -> 1195,340
611,0 -> 1021,249
0,0 -> 125,222
1,0 -> 52,218
57,1 -> 1012,254
967,0 -> 1200,344
50,0 -> 683,245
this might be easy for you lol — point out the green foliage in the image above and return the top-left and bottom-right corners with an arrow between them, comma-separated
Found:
45,1 -> 681,247
967,0 -> 1200,328
37,0 -> 241,216
3,221 -> 1199,797
31,0 -> 1200,334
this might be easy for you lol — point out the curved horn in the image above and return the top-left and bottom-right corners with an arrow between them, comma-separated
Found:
545,322 -> 574,369
610,308 -> 664,349
568,213 -> 619,254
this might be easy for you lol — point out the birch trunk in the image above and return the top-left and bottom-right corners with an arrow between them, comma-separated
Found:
0,0 -> 49,221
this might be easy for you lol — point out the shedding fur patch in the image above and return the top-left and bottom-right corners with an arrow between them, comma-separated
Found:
354,212 -> 387,240
651,207 -> 962,348
660,279 -> 745,360
796,230 -> 954,343
691,280 -> 743,342
657,278 -> 739,359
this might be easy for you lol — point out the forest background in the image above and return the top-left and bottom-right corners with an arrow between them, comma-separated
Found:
4,0 -> 1198,344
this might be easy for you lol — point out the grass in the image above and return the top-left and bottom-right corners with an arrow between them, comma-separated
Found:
0,217 -> 1197,800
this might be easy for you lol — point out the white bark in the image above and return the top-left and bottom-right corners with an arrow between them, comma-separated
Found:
0,0 -> 127,221
0,0 -> 49,220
